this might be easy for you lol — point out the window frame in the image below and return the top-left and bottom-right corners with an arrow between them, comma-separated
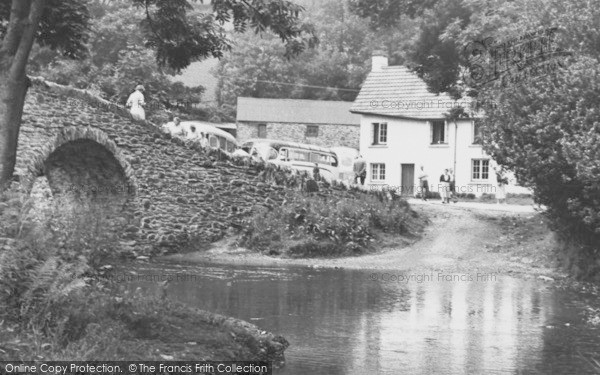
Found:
472,119 -> 483,145
471,158 -> 490,181
430,120 -> 447,145
371,163 -> 386,181
371,122 -> 388,145
257,123 -> 267,138
306,125 -> 319,138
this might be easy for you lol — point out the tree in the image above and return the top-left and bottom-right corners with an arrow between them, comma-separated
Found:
351,0 -> 600,274
216,0 -> 377,107
0,0 -> 316,188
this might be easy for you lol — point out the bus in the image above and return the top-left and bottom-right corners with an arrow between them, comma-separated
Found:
179,121 -> 238,153
241,139 -> 339,181
330,146 -> 359,183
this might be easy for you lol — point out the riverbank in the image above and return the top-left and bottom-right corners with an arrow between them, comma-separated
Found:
0,292 -> 288,363
166,201 -> 564,280
0,190 -> 288,364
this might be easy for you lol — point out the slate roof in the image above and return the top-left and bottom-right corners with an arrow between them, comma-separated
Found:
350,66 -> 473,120
236,97 -> 360,126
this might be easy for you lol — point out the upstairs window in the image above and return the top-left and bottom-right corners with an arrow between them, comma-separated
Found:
372,122 -> 388,145
473,119 -> 484,145
257,123 -> 267,138
431,120 -> 446,144
306,125 -> 319,137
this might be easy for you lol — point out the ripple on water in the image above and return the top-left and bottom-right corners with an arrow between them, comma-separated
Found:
122,262 -> 600,375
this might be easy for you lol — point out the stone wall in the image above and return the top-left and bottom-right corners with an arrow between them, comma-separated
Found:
13,78 -> 365,256
237,121 -> 359,149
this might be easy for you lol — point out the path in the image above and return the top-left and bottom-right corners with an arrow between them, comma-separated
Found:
166,200 -> 560,278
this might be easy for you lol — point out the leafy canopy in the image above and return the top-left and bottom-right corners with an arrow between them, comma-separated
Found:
0,0 -> 317,72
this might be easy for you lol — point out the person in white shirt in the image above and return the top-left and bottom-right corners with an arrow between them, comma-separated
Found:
199,133 -> 209,148
161,117 -> 187,138
126,84 -> 146,120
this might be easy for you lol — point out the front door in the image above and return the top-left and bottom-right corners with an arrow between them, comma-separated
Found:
401,164 -> 415,196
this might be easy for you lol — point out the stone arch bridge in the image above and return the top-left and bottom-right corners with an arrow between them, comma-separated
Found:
13,78 -> 355,255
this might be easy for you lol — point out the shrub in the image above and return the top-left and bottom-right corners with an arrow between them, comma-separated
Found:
238,191 -> 422,257
0,188 -> 122,332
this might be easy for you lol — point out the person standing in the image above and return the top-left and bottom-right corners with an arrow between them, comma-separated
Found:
448,168 -> 458,203
313,163 -> 321,181
495,167 -> 508,204
126,84 -> 146,120
418,165 -> 429,201
439,169 -> 451,203
353,155 -> 367,185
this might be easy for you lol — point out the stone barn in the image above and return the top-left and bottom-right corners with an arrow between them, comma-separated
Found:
236,97 -> 360,149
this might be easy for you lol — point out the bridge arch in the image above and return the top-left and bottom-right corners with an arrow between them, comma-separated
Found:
24,127 -> 136,207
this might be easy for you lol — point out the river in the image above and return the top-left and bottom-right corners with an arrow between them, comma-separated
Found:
126,261 -> 600,374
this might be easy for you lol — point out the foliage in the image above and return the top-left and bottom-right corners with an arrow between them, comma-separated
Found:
215,0 -> 380,107
0,189 -> 122,330
468,0 -> 600,276
351,0 -> 600,277
0,0 -> 91,59
238,190 -> 421,257
348,0 -> 436,30
1,0 -> 315,72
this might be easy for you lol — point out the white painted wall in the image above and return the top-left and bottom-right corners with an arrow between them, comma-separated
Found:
358,114 -> 527,197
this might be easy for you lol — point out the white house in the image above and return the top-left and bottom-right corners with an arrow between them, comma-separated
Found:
350,54 -> 508,197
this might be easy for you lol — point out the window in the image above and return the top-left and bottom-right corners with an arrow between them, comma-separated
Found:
306,125 -> 319,137
288,149 -> 310,162
310,152 -> 337,166
431,120 -> 446,144
473,119 -> 484,145
209,135 -> 219,148
371,163 -> 386,181
267,147 -> 278,160
257,123 -> 267,138
372,123 -> 388,145
472,159 -> 490,180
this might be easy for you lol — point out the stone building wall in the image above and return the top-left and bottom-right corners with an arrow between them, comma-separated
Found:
237,122 -> 359,149
13,78 -> 365,256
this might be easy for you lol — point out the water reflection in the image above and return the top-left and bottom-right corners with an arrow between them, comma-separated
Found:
126,263 -> 600,374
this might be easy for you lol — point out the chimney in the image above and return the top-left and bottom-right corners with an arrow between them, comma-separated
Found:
371,50 -> 388,72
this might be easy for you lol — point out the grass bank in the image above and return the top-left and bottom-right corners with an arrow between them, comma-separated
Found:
236,190 -> 425,258
0,189 -> 286,363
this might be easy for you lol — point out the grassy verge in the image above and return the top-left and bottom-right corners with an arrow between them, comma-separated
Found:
237,191 -> 425,258
473,212 -> 559,269
0,189 -> 285,362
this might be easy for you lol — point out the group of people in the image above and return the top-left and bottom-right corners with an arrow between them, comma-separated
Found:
161,117 -> 211,147
417,166 -> 457,204
418,165 -> 509,204
127,83 -> 512,204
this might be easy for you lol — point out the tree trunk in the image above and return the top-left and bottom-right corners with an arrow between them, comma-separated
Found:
0,0 -> 45,189
0,74 -> 29,188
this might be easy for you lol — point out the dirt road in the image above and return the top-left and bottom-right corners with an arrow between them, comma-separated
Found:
166,201 -> 561,278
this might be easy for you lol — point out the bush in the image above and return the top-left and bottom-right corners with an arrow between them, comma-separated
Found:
0,188 -> 122,333
238,191 -> 422,257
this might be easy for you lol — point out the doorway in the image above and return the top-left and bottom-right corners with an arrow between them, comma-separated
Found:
401,164 -> 415,196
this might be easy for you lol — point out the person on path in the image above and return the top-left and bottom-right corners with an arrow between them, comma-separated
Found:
353,155 -> 367,185
126,84 -> 146,120
439,168 -> 451,204
448,168 -> 458,203
418,165 -> 429,201
495,167 -> 508,204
